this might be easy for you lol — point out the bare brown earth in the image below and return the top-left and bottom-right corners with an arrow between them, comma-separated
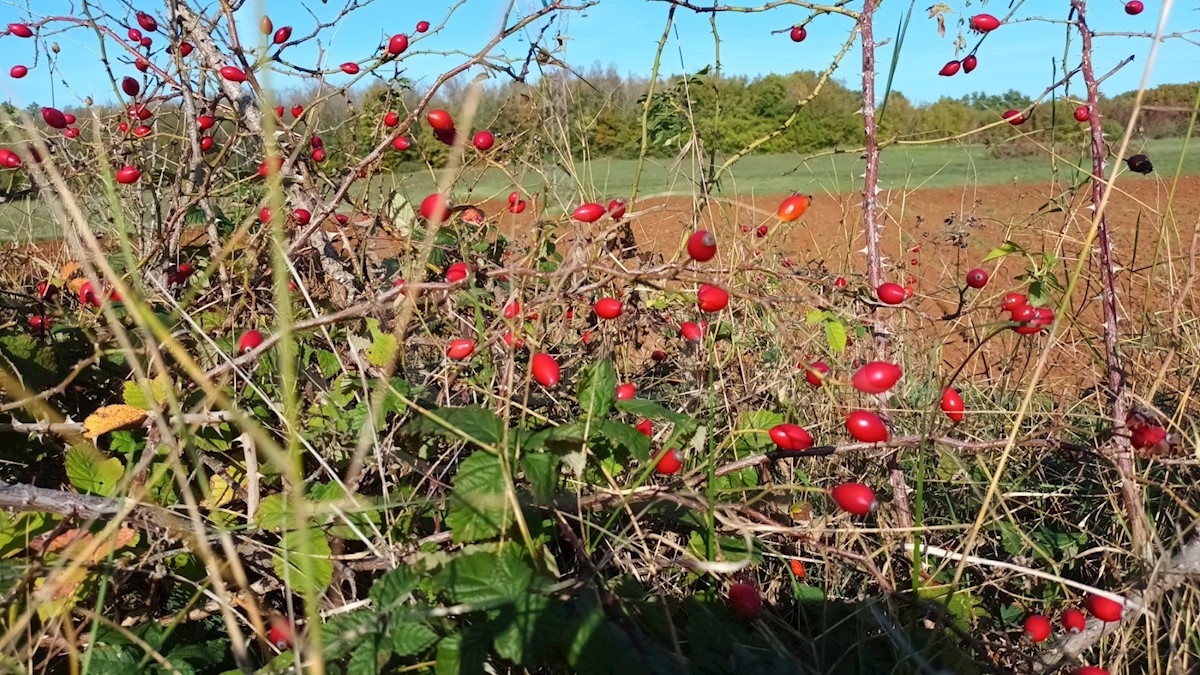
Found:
11,176 -> 1197,396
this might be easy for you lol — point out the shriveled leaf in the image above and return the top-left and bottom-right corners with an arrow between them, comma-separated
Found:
83,405 -> 147,439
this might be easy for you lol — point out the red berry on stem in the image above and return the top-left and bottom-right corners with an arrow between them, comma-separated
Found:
850,361 -> 902,395
939,60 -> 961,77
594,298 -> 622,319
392,136 -> 410,151
615,383 -> 635,400
1130,424 -> 1166,450
427,109 -> 454,132
42,107 -> 67,129
680,322 -> 703,342
340,62 -> 360,75
1003,109 -> 1026,125
636,419 -> 653,436
572,202 -> 605,222
830,483 -> 877,515
969,14 -> 1001,33
1001,292 -> 1027,312
387,34 -> 409,55
1084,594 -> 1124,622
941,388 -> 965,422
1024,615 -> 1051,642
687,230 -> 718,261
136,12 -> 158,32
803,361 -> 830,388
1125,1 -> 1144,15
727,583 -> 762,619
10,65 -> 28,79
115,166 -> 142,184
607,199 -> 627,220
274,26 -> 292,44
419,193 -> 450,223
769,424 -> 813,451
655,448 -> 683,474
384,111 -> 400,127
962,54 -> 978,73
846,411 -> 889,443
8,23 -> 33,38
696,284 -> 728,312
1062,608 -> 1086,634
965,268 -> 988,289
876,282 -> 906,305
267,616 -> 294,650
777,194 -> 811,221
789,26 -> 806,42
1074,106 -> 1091,122
446,339 -> 475,360
531,353 -> 560,388
0,149 -> 20,168
220,66 -> 247,82
238,330 -> 264,354
198,115 -> 215,130
416,20 -> 430,33
472,130 -> 495,151
445,262 -> 469,283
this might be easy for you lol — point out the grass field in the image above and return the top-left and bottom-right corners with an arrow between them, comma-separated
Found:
3,137 -> 1196,242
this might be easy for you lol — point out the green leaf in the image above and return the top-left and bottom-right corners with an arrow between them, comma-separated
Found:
576,359 -> 617,421
983,240 -> 1024,262
272,529 -> 333,597
446,451 -> 509,543
65,445 -> 125,497
435,630 -> 488,675
792,582 -> 826,602
370,567 -> 421,612
521,453 -> 559,504
0,511 -> 49,558
492,593 -> 566,666
389,622 -> 438,657
347,639 -> 381,675
365,318 -> 398,367
121,375 -> 171,411
734,410 -> 785,454
254,494 -> 296,532
593,420 -> 651,462
614,399 -> 695,433
321,610 -> 378,661
522,421 -> 586,453
405,406 -> 504,448
824,319 -> 848,354
315,350 -> 342,379
434,549 -> 535,605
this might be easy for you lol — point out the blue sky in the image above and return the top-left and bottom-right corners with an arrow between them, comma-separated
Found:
1,1 -> 1196,110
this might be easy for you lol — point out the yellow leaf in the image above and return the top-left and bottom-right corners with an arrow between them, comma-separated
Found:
82,405 -> 147,439
60,261 -> 81,280
202,472 -> 240,508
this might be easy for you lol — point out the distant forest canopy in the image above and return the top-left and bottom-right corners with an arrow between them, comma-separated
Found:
3,68 -> 1196,172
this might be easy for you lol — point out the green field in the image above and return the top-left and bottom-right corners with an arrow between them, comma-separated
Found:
4,137 -> 1197,242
